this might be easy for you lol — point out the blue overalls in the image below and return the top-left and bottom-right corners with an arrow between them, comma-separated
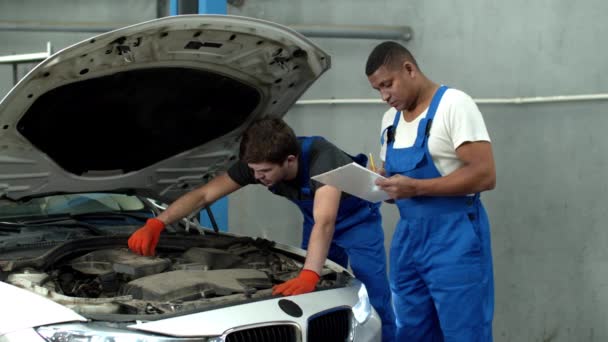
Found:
273,136 -> 396,342
383,86 -> 494,341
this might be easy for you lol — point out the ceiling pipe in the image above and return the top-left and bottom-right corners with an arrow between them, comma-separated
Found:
0,21 -> 412,41
291,24 -> 412,41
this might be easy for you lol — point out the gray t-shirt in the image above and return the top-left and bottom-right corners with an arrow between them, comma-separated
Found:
227,138 -> 355,201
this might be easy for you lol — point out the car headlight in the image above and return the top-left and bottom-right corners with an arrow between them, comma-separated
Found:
36,323 -> 221,342
351,283 -> 372,324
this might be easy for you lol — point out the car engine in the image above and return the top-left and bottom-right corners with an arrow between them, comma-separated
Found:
1,233 -> 347,319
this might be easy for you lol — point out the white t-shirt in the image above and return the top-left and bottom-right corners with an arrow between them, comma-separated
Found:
379,88 -> 490,176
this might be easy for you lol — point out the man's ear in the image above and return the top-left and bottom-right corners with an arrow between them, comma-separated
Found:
402,60 -> 416,77
285,155 -> 297,165
283,155 -> 297,170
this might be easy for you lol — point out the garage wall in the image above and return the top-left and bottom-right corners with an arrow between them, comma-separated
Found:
1,1 -> 608,341
228,1 -> 608,341
0,0 -> 158,96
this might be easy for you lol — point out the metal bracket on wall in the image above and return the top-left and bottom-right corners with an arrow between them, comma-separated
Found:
227,0 -> 244,7
0,42 -> 53,85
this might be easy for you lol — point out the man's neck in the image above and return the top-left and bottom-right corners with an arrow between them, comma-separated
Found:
286,159 -> 299,181
403,81 -> 440,122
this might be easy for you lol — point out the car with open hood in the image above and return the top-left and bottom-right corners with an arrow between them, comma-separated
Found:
0,14 -> 381,342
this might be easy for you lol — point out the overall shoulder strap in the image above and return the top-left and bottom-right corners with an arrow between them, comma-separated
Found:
297,136 -> 321,196
413,85 -> 449,147
380,110 -> 401,146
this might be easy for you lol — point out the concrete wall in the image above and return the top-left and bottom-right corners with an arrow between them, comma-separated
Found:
0,0 -> 158,96
1,1 -> 608,340
228,1 -> 608,341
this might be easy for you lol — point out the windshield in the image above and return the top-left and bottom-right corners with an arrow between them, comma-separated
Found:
0,193 -> 146,219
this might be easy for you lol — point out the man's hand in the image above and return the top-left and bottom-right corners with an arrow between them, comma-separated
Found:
272,269 -> 320,296
128,218 -> 165,256
376,174 -> 419,199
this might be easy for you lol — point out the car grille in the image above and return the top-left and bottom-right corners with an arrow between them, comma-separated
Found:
225,324 -> 297,342
307,308 -> 351,342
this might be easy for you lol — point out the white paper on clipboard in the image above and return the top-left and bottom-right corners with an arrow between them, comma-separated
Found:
311,162 -> 390,203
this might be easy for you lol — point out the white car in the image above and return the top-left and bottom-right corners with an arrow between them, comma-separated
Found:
0,15 -> 381,342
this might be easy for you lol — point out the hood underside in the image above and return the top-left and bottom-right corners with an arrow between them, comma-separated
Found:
0,15 -> 330,202
18,67 -> 260,175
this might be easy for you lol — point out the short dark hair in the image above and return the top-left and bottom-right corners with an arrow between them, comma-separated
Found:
239,118 -> 299,164
365,41 -> 418,76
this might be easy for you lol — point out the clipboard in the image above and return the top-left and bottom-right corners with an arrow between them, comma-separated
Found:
311,162 -> 390,203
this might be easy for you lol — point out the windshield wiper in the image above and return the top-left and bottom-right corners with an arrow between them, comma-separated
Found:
0,223 -> 21,232
0,212 -> 151,236
0,218 -> 105,236
68,211 -> 151,221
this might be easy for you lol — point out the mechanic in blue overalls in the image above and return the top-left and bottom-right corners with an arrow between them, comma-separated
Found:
366,41 -> 497,341
129,118 -> 396,341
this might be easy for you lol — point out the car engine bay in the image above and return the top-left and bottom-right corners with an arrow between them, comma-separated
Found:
0,232 -> 350,320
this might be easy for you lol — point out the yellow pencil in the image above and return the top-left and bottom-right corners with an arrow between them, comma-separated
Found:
368,153 -> 376,173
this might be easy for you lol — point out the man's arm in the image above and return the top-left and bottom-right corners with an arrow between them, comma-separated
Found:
376,141 -> 495,198
303,184 -> 342,274
272,184 -> 341,296
156,173 -> 242,225
129,173 -> 242,255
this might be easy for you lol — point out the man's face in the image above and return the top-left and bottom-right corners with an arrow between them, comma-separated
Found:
367,62 -> 417,111
248,159 -> 290,187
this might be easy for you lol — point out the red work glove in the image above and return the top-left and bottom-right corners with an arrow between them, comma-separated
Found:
128,218 -> 165,256
272,269 -> 320,296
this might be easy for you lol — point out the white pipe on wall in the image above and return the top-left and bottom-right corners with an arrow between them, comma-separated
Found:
295,93 -> 608,106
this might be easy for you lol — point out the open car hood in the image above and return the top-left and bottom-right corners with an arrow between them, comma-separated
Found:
0,15 -> 330,202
